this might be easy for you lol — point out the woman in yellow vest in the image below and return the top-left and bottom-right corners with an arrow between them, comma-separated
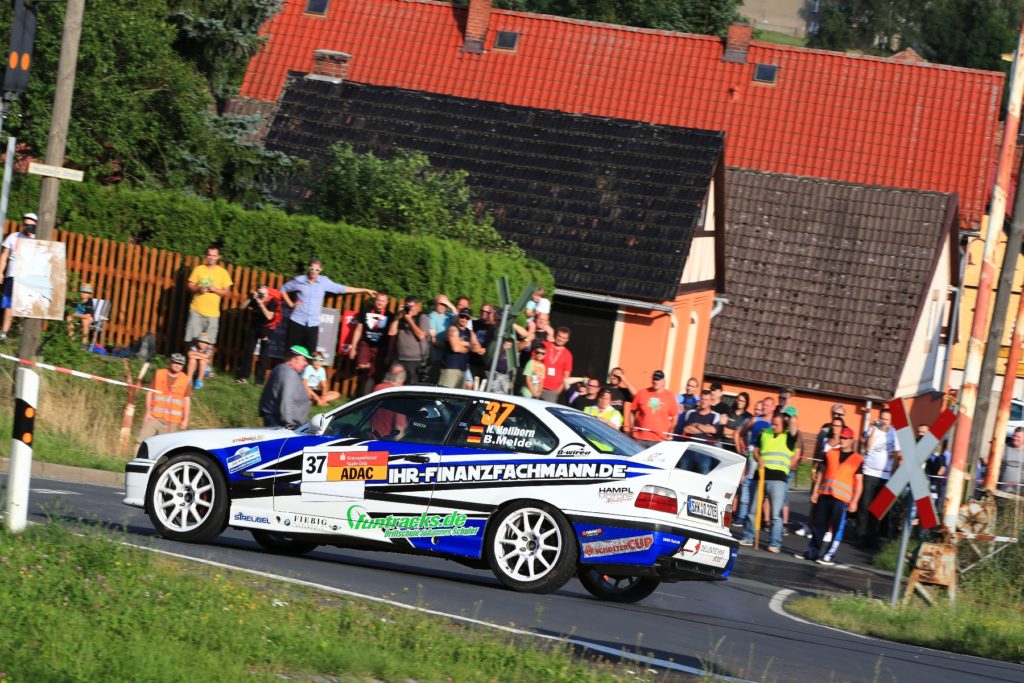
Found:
796,427 -> 864,566
136,353 -> 192,446
738,413 -> 800,552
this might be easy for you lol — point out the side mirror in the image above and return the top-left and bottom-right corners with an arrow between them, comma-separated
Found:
309,412 -> 329,435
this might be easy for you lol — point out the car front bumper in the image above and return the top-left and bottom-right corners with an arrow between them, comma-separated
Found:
124,458 -> 156,508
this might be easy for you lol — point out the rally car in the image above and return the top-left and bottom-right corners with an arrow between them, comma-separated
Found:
124,386 -> 745,602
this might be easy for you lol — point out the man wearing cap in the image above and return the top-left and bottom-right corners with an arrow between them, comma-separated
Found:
0,212 -> 37,340
68,283 -> 96,343
186,334 -> 214,389
136,353 -> 191,445
797,426 -> 863,566
440,307 -> 484,389
283,258 -> 376,354
259,345 -> 314,428
627,370 -> 679,442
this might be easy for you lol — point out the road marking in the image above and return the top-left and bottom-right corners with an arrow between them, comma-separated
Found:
30,488 -> 80,495
124,540 -> 755,683
769,588 -> 873,640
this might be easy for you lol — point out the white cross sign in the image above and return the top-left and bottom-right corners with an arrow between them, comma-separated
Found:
867,399 -> 956,530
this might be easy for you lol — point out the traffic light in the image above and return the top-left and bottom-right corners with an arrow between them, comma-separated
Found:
3,0 -> 38,94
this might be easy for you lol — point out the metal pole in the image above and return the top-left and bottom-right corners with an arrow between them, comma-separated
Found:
4,366 -> 38,532
0,136 -> 17,230
890,491 -> 914,607
486,303 -> 510,391
945,18 -> 1024,531
985,289 -> 1024,491
18,0 -> 84,359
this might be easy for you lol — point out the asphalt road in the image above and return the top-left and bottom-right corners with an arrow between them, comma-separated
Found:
21,479 -> 1024,683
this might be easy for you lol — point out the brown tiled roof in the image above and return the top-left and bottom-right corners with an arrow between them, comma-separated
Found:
705,169 -> 957,400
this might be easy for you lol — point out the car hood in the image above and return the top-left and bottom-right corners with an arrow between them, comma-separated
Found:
141,426 -> 301,458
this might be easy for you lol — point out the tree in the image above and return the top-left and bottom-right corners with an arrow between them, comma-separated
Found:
493,0 -> 743,36
308,143 -> 522,256
919,0 -> 1023,72
806,0 -> 922,55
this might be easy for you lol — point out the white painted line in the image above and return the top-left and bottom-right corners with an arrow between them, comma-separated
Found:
769,588 -> 873,640
30,488 -> 80,495
124,540 -> 755,683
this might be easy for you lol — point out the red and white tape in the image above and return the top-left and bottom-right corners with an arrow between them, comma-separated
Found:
0,353 -> 159,393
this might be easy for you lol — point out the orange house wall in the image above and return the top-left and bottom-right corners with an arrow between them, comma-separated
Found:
613,289 -> 715,396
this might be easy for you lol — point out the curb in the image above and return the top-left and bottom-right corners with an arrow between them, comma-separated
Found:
0,457 -> 121,488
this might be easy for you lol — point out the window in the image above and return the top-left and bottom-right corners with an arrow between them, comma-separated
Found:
1012,401 -> 1023,423
448,400 -> 558,454
676,445 -> 722,475
325,395 -> 466,445
550,407 -> 644,457
305,0 -> 329,15
494,31 -> 520,51
753,63 -> 779,85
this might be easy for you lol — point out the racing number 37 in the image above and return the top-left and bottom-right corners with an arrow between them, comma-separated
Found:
481,401 -> 515,427
305,454 -> 326,474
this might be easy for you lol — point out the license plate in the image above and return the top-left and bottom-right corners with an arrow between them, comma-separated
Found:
687,496 -> 718,522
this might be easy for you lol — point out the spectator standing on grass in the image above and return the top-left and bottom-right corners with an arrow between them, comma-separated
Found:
282,258 -> 375,353
585,388 -> 623,429
858,407 -> 901,548
136,353 -> 191,445
628,370 -> 678,442
0,212 -> 37,340
187,335 -> 214,389
259,345 -> 314,428
541,327 -> 573,402
68,283 -> 96,344
185,247 -> 233,366
739,412 -> 800,553
796,426 -> 863,566
235,283 -> 279,385
388,295 -> 430,386
302,351 -> 341,407
349,291 -> 392,396
679,389 -> 721,444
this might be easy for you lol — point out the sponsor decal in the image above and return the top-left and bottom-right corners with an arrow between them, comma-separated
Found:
304,450 -> 388,482
469,425 -> 484,434
677,537 -> 730,568
345,505 -> 479,538
557,442 -> 593,457
597,486 -> 633,504
705,481 -> 713,493
581,528 -> 603,538
284,514 -> 335,532
233,511 -> 270,525
467,435 -> 482,444
387,461 -> 629,485
227,446 -> 261,473
231,435 -> 262,444
582,534 -> 654,557
479,423 -> 537,449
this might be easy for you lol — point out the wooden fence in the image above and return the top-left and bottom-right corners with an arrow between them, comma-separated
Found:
4,221 -> 374,397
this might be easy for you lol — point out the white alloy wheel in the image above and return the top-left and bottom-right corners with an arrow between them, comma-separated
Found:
147,453 -> 228,543
486,502 -> 577,593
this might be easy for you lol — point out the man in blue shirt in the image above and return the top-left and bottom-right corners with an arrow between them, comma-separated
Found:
281,258 -> 375,354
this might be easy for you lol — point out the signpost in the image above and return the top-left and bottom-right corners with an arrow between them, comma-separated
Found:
27,161 -> 84,182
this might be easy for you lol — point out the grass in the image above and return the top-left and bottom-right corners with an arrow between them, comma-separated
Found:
753,29 -> 807,47
0,520 -> 641,683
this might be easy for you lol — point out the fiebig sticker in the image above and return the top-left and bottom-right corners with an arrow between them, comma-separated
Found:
345,505 -> 479,538
387,462 -> 628,484
582,534 -> 655,557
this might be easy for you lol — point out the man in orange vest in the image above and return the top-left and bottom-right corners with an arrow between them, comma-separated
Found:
136,353 -> 192,445
796,426 -> 863,566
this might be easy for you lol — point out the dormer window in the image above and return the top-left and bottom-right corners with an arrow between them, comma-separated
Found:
753,63 -> 778,85
494,31 -> 520,52
305,0 -> 329,15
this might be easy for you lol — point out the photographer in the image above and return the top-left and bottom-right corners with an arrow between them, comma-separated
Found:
388,295 -> 430,385
235,283 -> 279,385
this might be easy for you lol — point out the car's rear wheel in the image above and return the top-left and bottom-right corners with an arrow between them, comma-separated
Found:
250,530 -> 319,556
147,453 -> 228,543
485,501 -> 577,594
577,569 -> 661,603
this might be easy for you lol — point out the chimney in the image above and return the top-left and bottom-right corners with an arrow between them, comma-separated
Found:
462,0 -> 491,54
308,50 -> 351,83
722,23 -> 752,64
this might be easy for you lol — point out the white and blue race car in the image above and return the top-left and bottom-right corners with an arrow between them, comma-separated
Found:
124,386 -> 745,602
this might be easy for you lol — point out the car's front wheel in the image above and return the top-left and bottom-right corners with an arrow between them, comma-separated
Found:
250,530 -> 319,556
485,501 -> 577,594
577,569 -> 661,603
147,453 -> 228,543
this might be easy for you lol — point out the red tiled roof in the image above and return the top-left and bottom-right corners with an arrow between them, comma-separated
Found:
240,0 -> 1004,228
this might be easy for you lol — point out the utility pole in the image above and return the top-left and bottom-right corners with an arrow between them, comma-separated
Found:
17,0 -> 84,359
944,18 -> 1024,531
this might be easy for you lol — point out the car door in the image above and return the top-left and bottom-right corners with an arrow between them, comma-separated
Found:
274,392 -> 468,541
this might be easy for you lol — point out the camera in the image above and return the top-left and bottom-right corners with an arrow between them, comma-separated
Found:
873,420 -> 884,429
403,303 -> 412,314
253,290 -> 265,300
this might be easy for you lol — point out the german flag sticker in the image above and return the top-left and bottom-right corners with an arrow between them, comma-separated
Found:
467,435 -> 482,444
469,425 -> 484,434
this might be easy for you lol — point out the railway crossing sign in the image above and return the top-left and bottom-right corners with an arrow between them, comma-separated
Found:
868,399 -> 956,530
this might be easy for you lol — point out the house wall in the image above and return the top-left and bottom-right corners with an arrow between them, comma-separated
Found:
895,241 -> 953,397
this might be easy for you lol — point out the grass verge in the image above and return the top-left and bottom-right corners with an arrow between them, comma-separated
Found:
753,29 -> 807,47
0,520 -> 640,683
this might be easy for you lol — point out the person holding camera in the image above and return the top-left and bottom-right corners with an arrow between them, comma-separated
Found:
235,283 -> 279,385
857,407 -> 902,548
388,295 -> 430,385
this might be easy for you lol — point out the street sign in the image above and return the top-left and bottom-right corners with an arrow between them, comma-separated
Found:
27,162 -> 84,182
497,276 -> 512,309
868,399 -> 956,530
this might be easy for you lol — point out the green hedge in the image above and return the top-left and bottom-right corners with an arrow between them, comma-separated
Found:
10,178 -> 553,305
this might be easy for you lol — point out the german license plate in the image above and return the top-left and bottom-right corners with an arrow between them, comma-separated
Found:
687,496 -> 718,522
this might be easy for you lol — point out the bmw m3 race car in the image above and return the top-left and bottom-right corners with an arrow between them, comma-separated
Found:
124,386 -> 745,602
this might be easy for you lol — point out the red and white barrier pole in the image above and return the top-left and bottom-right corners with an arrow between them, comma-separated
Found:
4,367 -> 39,533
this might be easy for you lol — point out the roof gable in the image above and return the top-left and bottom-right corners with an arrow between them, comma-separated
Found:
705,168 -> 956,399
265,77 -> 723,302
240,0 -> 1003,229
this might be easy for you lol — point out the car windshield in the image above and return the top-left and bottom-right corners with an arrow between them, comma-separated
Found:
548,407 -> 645,456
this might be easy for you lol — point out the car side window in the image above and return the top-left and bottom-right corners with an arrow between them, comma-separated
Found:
324,396 -> 465,444
447,399 -> 558,454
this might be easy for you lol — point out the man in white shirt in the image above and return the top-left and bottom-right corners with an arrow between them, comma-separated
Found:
0,213 -> 37,340
857,407 -> 901,548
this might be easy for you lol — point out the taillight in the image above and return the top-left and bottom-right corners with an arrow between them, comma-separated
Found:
635,485 -> 678,514
723,505 -> 733,528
